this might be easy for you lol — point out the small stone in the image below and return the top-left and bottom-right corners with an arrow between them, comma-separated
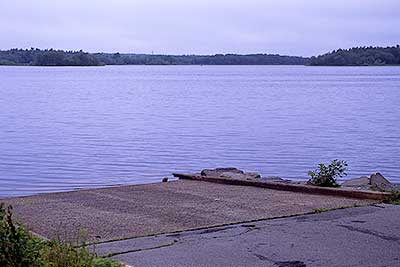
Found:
246,172 -> 262,179
162,177 -> 169,183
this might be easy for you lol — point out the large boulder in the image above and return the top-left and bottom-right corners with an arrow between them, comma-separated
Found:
370,173 -> 396,192
342,173 -> 396,192
342,176 -> 370,190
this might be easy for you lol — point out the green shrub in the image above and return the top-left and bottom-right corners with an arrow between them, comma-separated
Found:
41,240 -> 94,267
0,203 -> 44,267
308,159 -> 348,187
0,204 -> 122,267
40,238 -> 123,267
92,258 -> 123,267
385,190 -> 400,205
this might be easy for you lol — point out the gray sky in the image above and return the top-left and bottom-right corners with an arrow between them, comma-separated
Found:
0,0 -> 399,56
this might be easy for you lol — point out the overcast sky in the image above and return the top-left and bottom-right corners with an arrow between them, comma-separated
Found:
0,0 -> 399,56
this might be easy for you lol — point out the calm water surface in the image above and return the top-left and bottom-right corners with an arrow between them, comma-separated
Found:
1,65 -> 399,197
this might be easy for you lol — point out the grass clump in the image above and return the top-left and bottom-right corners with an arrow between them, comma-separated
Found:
313,208 -> 331,214
92,258 -> 123,267
308,159 -> 347,187
0,203 -> 122,267
384,190 -> 400,205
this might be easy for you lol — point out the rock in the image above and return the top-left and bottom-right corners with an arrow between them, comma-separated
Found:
162,177 -> 169,183
342,173 -> 396,192
265,176 -> 290,183
200,168 -> 260,180
260,176 -> 307,185
223,172 -> 261,180
265,176 -> 285,182
244,172 -> 262,179
201,168 -> 243,176
370,173 -> 396,192
342,176 -> 370,188
295,180 -> 309,185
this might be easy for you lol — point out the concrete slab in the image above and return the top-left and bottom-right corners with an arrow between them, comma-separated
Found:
109,204 -> 400,267
173,173 -> 391,200
3,180 -> 375,242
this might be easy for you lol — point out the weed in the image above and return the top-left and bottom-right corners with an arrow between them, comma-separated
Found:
308,159 -> 347,187
384,190 -> 400,205
0,203 -> 43,267
313,208 -> 330,213
0,203 -> 123,267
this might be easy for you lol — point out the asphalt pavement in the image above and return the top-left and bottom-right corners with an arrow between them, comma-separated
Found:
95,204 -> 400,267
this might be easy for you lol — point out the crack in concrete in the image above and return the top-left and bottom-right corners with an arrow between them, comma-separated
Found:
275,261 -> 307,267
88,205 -> 376,246
253,253 -> 307,267
338,225 -> 400,242
100,224 -> 260,258
351,220 -> 366,223
166,225 -> 237,238
205,227 -> 256,240
253,253 -> 272,261
105,240 -> 178,258
198,226 -> 237,235
167,224 -> 257,239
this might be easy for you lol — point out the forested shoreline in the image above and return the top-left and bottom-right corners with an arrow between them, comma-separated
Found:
0,49 -> 102,66
1,46 -> 399,66
94,52 -> 308,65
0,49 -> 308,66
310,45 -> 400,66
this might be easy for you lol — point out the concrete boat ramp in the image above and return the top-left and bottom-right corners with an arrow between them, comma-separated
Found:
3,179 -> 375,242
2,176 -> 399,266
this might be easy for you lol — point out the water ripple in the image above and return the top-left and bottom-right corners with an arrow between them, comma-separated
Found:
0,65 -> 399,197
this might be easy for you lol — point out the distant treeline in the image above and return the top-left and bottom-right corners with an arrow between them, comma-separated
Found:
1,46 -> 400,66
310,45 -> 400,66
94,53 -> 309,65
0,49 -> 102,66
0,48 -> 308,66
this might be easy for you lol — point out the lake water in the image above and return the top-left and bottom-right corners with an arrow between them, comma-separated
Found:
1,65 -> 399,197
